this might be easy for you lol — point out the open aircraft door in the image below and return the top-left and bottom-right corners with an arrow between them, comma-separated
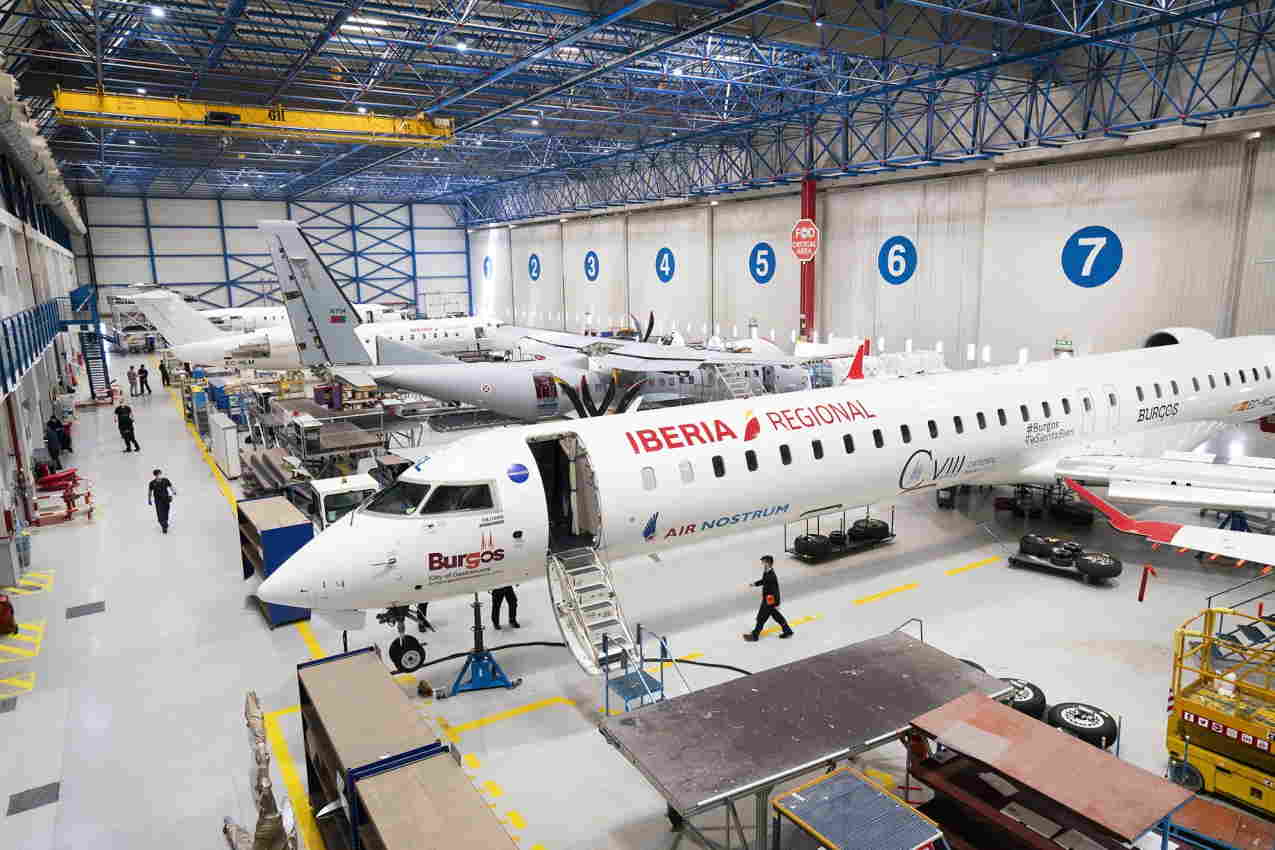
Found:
1102,384 -> 1121,432
1077,387 -> 1097,435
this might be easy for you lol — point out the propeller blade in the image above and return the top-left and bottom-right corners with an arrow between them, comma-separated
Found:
644,310 -> 656,342
615,380 -> 646,413
580,376 -> 600,417
628,313 -> 642,338
597,370 -> 618,414
553,377 -> 589,418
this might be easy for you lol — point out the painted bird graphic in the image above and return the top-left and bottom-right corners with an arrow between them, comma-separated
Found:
642,512 -> 659,542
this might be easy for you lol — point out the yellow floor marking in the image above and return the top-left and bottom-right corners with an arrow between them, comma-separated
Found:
945,557 -> 1000,576
0,672 -> 34,696
463,753 -> 481,769
760,613 -> 822,637
438,697 -> 576,743
853,583 -> 919,605
264,705 -> 321,850
0,621 -> 45,661
506,810 -> 527,830
21,572 -> 53,585
295,621 -> 324,660
1,585 -> 36,595
644,652 -> 704,674
481,780 -> 504,798
531,845 -> 547,850
171,386 -> 237,511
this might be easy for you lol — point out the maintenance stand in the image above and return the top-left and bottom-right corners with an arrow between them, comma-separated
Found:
599,630 -> 1010,850
440,594 -> 523,699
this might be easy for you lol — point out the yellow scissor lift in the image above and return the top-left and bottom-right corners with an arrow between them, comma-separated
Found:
1169,607 -> 1275,815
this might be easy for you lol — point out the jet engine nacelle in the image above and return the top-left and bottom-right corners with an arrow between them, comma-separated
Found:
1144,327 -> 1216,348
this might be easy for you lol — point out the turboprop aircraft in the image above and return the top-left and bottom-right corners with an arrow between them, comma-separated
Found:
258,326 -> 1275,674
131,288 -> 499,369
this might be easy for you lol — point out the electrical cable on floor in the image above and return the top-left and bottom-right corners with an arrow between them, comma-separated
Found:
420,641 -> 567,668
642,657 -> 753,677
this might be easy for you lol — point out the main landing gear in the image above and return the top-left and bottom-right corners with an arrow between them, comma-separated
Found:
378,605 -> 426,673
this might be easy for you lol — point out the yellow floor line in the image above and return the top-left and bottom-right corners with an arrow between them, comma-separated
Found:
645,651 -> 703,674
438,696 -> 576,743
481,780 -> 504,798
171,386 -> 237,511
295,621 -> 323,660
505,810 -> 527,830
760,613 -> 821,637
0,672 -> 34,696
854,583 -> 919,606
945,556 -> 1000,576
264,706 -> 320,850
463,753 -> 481,769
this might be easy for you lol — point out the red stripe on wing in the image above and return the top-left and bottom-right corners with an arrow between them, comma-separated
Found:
1062,477 -> 1184,544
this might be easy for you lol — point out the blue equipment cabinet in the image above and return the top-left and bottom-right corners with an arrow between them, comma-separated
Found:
238,495 -> 312,627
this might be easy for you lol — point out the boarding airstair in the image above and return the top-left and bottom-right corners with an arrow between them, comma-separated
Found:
547,546 -> 640,676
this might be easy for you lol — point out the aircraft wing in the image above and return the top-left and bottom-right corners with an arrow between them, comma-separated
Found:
1056,453 -> 1275,513
259,219 -> 371,366
375,337 -> 458,366
1065,478 -> 1275,567
598,342 -> 804,372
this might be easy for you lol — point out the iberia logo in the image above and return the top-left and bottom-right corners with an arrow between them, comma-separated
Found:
742,410 -> 760,442
642,512 -> 659,542
624,398 -> 875,454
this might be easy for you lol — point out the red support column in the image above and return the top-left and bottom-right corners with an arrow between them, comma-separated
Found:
799,176 -> 816,340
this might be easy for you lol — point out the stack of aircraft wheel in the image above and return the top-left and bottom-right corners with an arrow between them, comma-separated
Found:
788,517 -> 894,562
965,662 -> 1120,749
1009,533 -> 1122,584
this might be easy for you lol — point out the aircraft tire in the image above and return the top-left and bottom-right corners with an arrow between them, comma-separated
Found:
1046,702 -> 1118,749
850,518 -> 890,541
1019,533 -> 1065,557
1001,678 -> 1047,718
389,635 -> 426,673
1075,552 -> 1122,581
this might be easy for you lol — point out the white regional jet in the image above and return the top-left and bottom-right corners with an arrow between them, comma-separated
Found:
131,289 -> 499,369
258,327 -> 1275,674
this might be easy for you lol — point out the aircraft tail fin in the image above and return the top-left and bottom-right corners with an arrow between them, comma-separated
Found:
131,291 -> 221,346
258,219 -> 371,366
845,339 -> 867,381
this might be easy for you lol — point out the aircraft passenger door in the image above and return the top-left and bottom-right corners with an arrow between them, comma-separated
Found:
1101,383 -> 1121,433
1076,387 -> 1096,435
561,435 -> 602,545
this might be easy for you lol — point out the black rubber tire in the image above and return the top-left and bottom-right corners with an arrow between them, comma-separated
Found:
389,635 -> 426,673
794,534 -> 831,556
1169,759 -> 1204,792
1075,552 -> 1123,580
850,518 -> 890,541
1020,533 -> 1065,558
1058,541 -> 1084,557
828,530 -> 847,547
1049,546 -> 1076,567
1051,501 -> 1096,526
959,658 -> 986,673
1046,702 -> 1119,748
1001,678 -> 1047,718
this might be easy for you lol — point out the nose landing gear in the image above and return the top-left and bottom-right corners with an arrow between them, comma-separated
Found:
377,606 -> 426,672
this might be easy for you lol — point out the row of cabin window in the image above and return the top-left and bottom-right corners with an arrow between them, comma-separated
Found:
1134,366 -> 1272,402
396,329 -> 465,342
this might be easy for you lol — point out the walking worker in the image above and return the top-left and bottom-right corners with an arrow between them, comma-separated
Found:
126,365 -> 138,396
491,585 -> 519,630
137,364 -> 152,395
158,361 -> 170,387
743,555 -> 793,642
115,401 -> 140,452
43,416 -> 63,471
147,469 -> 176,533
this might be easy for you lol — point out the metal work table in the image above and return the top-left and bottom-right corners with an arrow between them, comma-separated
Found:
599,631 -> 1009,850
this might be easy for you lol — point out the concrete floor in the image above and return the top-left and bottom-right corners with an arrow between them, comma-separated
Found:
3,351 -> 1273,849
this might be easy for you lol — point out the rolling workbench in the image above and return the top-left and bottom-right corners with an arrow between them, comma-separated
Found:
599,630 -> 1010,850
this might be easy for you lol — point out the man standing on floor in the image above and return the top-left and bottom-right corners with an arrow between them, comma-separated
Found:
43,416 -> 63,471
147,469 -> 176,533
158,361 -> 170,387
127,365 -> 138,396
743,555 -> 793,642
491,585 -> 519,630
115,401 -> 140,452
137,364 -> 152,395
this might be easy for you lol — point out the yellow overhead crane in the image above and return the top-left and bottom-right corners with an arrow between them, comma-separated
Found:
52,88 -> 452,147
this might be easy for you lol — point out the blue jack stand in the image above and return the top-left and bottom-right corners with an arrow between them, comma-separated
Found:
444,593 -> 522,698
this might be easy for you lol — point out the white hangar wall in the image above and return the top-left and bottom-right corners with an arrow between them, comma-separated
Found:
505,135 -> 1271,359
72,197 -> 468,315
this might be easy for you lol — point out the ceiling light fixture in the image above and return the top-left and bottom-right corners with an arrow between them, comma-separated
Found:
457,41 -> 468,52
136,87 -> 147,94
433,155 -> 439,161
357,106 -> 367,113
559,217 -> 567,222
672,67 -> 683,76
531,118 -> 539,126
128,139 -> 136,145
150,6 -> 165,17
710,200 -> 719,206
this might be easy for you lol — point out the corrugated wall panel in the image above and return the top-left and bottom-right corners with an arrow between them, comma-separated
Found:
980,141 -> 1248,359
627,206 -> 711,336
470,227 -> 513,321
1234,136 -> 1275,335
563,216 -> 626,333
512,224 -> 565,328
713,195 -> 801,345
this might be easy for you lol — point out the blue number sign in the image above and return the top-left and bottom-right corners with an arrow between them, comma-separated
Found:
1061,226 -> 1122,288
878,236 -> 917,285
528,253 -> 541,281
584,250 -> 599,282
482,255 -> 493,281
749,242 -> 776,285
655,247 -> 676,283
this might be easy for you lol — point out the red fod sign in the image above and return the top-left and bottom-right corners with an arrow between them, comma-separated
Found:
791,218 -> 820,263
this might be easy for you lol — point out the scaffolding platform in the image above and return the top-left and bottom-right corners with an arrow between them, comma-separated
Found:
598,631 -> 1009,850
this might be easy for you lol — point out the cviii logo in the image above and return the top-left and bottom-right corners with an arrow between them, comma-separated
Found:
428,532 -> 505,570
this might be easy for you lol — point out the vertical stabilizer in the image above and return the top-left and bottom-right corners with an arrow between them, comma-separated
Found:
259,219 -> 371,366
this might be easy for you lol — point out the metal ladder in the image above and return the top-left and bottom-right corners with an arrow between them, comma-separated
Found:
714,365 -> 756,400
77,330 -> 110,400
547,546 -> 639,676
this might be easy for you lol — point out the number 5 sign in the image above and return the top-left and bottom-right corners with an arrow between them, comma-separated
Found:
791,218 -> 820,263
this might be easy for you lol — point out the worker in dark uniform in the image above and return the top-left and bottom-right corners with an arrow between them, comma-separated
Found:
743,555 -> 793,641
491,585 -> 519,630
158,361 -> 170,387
147,468 -> 176,533
137,364 -> 152,395
43,417 -> 63,471
115,402 -> 140,452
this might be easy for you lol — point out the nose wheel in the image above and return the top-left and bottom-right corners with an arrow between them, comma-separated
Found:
378,606 -> 427,673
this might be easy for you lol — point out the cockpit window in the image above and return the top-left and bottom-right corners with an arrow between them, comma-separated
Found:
326,490 -> 375,524
365,480 -> 430,515
421,484 -> 494,513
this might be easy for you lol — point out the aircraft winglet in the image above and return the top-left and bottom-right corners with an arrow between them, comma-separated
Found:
845,339 -> 867,382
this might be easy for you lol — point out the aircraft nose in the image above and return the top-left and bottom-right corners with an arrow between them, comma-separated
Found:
257,546 -> 317,607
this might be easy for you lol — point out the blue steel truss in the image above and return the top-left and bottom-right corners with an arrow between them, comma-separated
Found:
78,198 -> 433,309
7,0 -> 1272,223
